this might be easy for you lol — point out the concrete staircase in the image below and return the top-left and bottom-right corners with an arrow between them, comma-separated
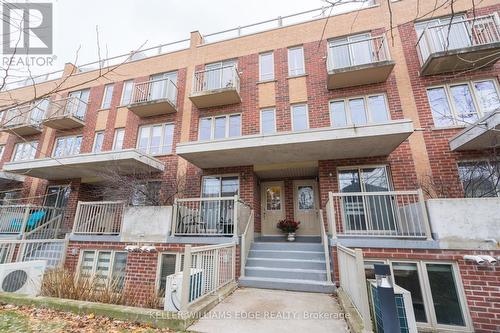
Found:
239,241 -> 336,293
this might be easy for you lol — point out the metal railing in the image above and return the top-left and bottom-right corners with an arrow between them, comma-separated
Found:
172,196 -> 248,237
319,209 -> 332,283
327,190 -> 432,239
416,13 -> 500,64
0,238 -> 68,268
0,205 -> 64,239
45,96 -> 88,121
1,104 -> 43,129
192,66 -> 240,95
327,34 -> 391,71
72,201 -> 125,235
239,210 -> 254,277
131,78 -> 178,105
337,244 -> 373,332
180,243 -> 236,311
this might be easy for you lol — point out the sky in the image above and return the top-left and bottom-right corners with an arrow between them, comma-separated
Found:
2,0 -> 371,83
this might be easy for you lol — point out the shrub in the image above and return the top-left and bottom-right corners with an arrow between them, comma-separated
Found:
276,219 -> 300,233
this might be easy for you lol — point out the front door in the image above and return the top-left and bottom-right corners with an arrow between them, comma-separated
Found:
261,181 -> 285,236
293,180 -> 320,235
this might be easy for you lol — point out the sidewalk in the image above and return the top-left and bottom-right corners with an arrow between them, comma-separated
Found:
189,288 -> 349,333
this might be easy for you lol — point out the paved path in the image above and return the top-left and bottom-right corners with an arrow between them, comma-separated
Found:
189,288 -> 349,333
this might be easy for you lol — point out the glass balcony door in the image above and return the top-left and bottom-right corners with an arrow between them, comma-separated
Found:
67,89 -> 90,119
204,60 -> 236,91
329,33 -> 373,69
150,72 -> 177,101
201,176 -> 239,233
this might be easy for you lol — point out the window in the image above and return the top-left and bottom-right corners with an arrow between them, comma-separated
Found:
198,114 -> 241,140
0,145 -> 4,160
93,131 -> 104,153
137,123 -> 174,155
204,60 -> 237,90
31,98 -> 50,122
261,108 -> 276,135
291,104 -> 309,131
79,250 -> 127,292
121,80 -> 134,105
157,253 -> 180,297
259,52 -> 274,81
426,79 -> 500,127
150,72 -> 178,102
53,135 -> 82,157
266,186 -> 282,211
43,186 -> 71,208
113,128 -> 125,151
288,46 -> 305,76
101,84 -> 114,109
67,89 -> 90,119
328,33 -> 373,69
458,161 -> 500,197
202,176 -> 239,198
330,94 -> 390,127
12,141 -> 38,161
131,181 -> 161,206
201,175 -> 239,231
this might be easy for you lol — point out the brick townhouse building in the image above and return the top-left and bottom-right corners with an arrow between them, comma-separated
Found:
0,0 -> 499,331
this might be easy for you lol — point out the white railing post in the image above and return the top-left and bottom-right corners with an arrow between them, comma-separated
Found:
171,198 -> 178,236
354,248 -> 373,333
19,205 -> 31,239
328,191 -> 337,239
180,244 -> 192,312
72,201 -> 82,233
418,188 -> 433,241
231,243 -> 236,281
233,195 -> 239,237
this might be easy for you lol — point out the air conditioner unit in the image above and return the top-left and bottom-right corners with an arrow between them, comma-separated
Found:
0,260 -> 47,297
164,268 -> 204,312
368,279 -> 418,333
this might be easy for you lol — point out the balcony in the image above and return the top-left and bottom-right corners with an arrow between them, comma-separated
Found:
326,190 -> 432,239
177,120 -> 413,168
189,66 -> 241,108
417,14 -> 500,76
449,109 -> 500,151
2,149 -> 164,182
72,201 -> 125,236
128,78 -> 178,117
0,105 -> 43,136
0,205 -> 64,239
327,35 -> 394,89
42,96 -> 87,130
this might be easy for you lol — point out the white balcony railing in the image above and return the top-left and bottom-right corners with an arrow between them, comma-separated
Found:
1,104 -> 44,129
172,196 -> 250,237
45,96 -> 88,121
131,78 -> 177,105
72,201 -> 125,235
416,13 -> 500,64
192,65 -> 240,95
179,243 -> 236,311
0,238 -> 68,268
327,190 -> 432,239
327,35 -> 391,71
239,210 -> 254,277
0,205 -> 64,239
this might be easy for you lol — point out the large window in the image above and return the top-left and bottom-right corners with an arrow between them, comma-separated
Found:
330,94 -> 390,127
101,84 -> 114,109
150,72 -> 178,102
121,80 -> 134,105
53,135 -> 82,157
261,108 -> 276,135
328,33 -> 373,69
291,104 -> 309,131
259,52 -> 274,81
137,123 -> 174,155
12,141 -> 38,161
426,79 -> 500,127
67,89 -> 90,119
288,46 -> 305,77
113,128 -> 125,151
458,161 -> 500,197
157,253 -> 181,297
79,250 -> 127,292
93,131 -> 105,153
204,60 -> 237,91
199,114 -> 241,141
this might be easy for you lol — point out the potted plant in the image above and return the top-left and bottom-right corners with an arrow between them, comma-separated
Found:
276,219 -> 300,242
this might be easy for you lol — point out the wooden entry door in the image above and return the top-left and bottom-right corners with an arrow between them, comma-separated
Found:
293,179 -> 320,236
261,181 -> 285,236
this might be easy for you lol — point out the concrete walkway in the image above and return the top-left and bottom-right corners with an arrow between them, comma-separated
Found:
189,288 -> 349,333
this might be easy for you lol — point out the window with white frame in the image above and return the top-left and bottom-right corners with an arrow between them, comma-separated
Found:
364,260 -> 470,330
261,108 -> 276,134
93,131 -> 104,153
426,79 -> 500,127
53,135 -> 82,157
113,128 -> 125,151
259,52 -> 275,81
101,83 -> 114,109
328,33 -> 373,69
458,161 -> 500,198
121,80 -> 134,105
79,250 -> 127,291
330,94 -> 390,127
67,89 -> 90,119
199,114 -> 241,141
137,123 -> 174,155
291,104 -> 309,131
12,141 -> 38,161
288,46 -> 305,76
157,253 -> 180,297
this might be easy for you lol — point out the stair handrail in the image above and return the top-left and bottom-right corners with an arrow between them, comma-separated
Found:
319,209 -> 332,283
239,209 -> 254,277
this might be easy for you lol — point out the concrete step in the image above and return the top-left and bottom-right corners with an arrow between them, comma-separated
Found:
251,242 -> 323,252
245,266 -> 328,281
248,249 -> 325,260
246,257 -> 326,270
239,276 -> 336,293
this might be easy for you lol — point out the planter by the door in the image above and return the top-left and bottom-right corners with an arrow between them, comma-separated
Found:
287,232 -> 296,242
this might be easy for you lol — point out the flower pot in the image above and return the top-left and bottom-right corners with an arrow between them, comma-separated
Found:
287,232 -> 296,242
